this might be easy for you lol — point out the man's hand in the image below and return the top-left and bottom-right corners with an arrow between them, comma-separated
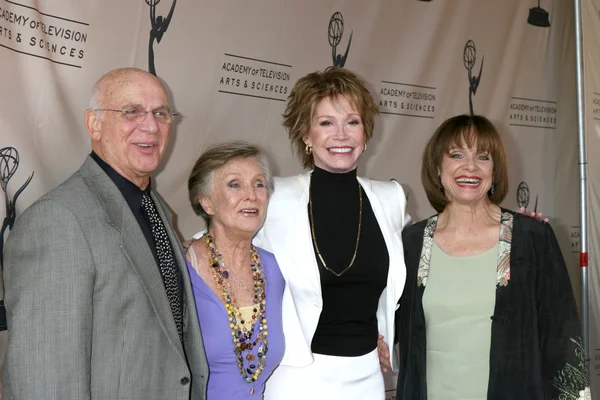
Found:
377,334 -> 391,373
518,207 -> 549,222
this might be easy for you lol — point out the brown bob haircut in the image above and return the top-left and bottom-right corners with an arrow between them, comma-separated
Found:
422,114 -> 509,213
282,66 -> 379,169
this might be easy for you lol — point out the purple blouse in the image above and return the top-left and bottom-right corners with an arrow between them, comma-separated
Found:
186,247 -> 285,399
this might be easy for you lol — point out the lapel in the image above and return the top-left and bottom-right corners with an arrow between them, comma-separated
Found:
295,171 -> 322,298
357,176 -> 397,289
496,212 -> 513,287
79,157 -> 185,358
415,211 -> 514,289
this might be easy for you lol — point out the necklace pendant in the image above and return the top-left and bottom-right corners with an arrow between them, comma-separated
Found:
250,387 -> 255,395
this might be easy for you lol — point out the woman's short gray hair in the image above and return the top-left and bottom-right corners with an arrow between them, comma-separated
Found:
188,141 -> 274,228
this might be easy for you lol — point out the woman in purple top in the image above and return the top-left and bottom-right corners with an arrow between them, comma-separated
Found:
185,142 -> 285,399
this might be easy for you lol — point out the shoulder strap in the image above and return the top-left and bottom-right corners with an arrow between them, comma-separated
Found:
185,241 -> 202,276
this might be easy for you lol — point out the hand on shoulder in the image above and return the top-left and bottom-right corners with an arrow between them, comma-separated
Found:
518,206 -> 549,223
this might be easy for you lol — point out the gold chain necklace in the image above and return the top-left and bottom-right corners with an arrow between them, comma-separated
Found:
308,173 -> 363,277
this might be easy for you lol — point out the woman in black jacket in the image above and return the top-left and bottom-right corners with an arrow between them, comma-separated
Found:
396,114 -> 589,400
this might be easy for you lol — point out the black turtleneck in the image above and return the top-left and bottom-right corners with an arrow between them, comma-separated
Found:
308,166 -> 389,357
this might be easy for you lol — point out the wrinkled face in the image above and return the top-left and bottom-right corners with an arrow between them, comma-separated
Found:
304,96 -> 365,173
439,141 -> 494,207
200,157 -> 269,238
87,71 -> 171,189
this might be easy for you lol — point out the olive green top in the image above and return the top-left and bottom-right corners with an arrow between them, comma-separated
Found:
423,241 -> 499,400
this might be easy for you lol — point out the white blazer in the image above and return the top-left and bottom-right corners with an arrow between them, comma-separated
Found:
253,171 -> 411,372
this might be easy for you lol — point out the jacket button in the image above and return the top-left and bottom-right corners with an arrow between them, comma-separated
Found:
180,377 -> 190,385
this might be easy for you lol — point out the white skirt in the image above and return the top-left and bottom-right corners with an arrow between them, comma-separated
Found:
263,348 -> 385,400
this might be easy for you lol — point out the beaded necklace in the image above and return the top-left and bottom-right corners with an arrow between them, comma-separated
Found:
203,233 -> 268,393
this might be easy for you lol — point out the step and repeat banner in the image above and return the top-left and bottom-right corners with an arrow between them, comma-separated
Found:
0,0 -> 592,396
584,0 -> 600,395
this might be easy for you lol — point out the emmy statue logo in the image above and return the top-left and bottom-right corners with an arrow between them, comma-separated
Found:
328,12 -> 353,67
0,147 -> 33,267
464,40 -> 484,116
527,1 -> 550,28
516,181 -> 538,212
0,147 -> 33,331
146,0 -> 177,76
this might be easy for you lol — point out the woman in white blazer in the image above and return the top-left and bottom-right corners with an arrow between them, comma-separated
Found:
253,67 -> 411,399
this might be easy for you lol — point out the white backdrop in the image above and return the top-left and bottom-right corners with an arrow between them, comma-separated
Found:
0,0 -> 590,397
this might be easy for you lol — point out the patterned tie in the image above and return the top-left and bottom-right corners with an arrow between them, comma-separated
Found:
141,193 -> 183,341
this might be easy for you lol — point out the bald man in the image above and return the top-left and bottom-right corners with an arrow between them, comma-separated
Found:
2,68 -> 208,399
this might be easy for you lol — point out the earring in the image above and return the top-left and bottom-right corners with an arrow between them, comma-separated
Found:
364,143 -> 368,152
305,144 -> 312,155
489,184 -> 495,195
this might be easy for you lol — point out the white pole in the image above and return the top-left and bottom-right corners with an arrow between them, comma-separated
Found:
573,0 -> 590,379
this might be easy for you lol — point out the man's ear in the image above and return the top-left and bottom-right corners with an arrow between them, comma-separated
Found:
85,109 -> 102,141
199,196 -> 214,216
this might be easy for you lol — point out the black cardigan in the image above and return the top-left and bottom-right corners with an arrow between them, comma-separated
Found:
396,209 -> 589,400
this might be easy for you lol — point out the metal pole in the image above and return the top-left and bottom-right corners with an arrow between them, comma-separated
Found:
573,0 -> 590,379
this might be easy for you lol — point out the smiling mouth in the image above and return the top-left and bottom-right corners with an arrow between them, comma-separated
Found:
328,147 -> 353,154
455,177 -> 481,187
240,209 -> 259,214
